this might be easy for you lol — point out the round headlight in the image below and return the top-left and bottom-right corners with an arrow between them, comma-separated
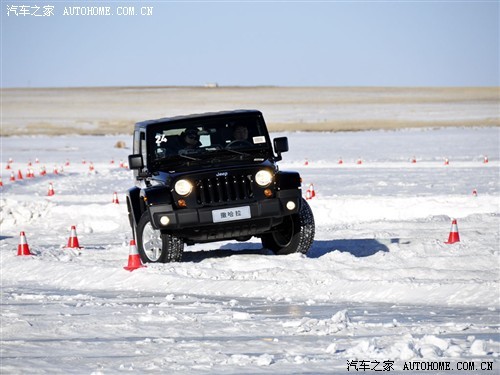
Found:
255,170 -> 273,187
174,179 -> 193,196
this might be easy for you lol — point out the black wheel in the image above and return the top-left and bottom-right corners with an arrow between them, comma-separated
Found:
136,212 -> 184,263
262,198 -> 315,255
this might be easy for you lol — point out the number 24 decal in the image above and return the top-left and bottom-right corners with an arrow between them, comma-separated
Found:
155,134 -> 168,146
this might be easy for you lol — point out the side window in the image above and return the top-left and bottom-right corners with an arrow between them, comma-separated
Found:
133,130 -> 140,154
140,132 -> 147,166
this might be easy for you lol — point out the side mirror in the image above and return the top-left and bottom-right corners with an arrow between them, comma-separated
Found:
273,137 -> 289,161
128,154 -> 144,170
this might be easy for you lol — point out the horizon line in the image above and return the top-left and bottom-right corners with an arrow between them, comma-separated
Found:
2,84 -> 499,90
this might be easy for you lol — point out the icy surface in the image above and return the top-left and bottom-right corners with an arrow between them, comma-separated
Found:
1,127 -> 499,373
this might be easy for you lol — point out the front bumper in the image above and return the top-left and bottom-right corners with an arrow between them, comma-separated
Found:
147,193 -> 300,241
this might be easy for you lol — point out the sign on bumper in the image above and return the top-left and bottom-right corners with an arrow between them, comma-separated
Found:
212,206 -> 251,223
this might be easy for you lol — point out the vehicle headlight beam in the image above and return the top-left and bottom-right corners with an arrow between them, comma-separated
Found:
255,170 -> 273,187
174,179 -> 193,196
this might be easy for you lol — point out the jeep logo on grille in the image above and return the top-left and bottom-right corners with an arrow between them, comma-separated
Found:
216,172 -> 228,177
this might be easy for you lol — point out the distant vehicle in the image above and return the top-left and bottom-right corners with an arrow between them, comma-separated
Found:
127,110 -> 315,263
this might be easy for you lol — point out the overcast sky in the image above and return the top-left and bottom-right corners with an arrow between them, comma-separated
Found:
2,1 -> 499,88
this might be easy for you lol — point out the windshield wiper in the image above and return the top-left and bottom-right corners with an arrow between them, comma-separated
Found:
223,148 -> 251,157
177,153 -> 200,161
152,154 -> 200,170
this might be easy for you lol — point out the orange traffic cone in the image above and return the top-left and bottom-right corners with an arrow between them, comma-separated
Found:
0,178 -> 3,187
483,156 -> 488,164
89,162 -> 95,172
17,232 -> 32,256
17,170 -> 23,180
356,158 -> 363,165
444,158 -> 449,165
66,225 -> 82,249
112,192 -> 119,204
6,164 -> 11,170
10,171 -> 15,181
472,188 -> 478,197
445,219 -> 460,244
338,157 -> 343,165
124,240 -> 146,271
304,159 -> 309,166
47,182 -> 55,196
306,184 -> 316,200
411,156 -> 417,164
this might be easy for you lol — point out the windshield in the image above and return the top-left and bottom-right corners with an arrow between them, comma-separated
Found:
147,114 -> 272,168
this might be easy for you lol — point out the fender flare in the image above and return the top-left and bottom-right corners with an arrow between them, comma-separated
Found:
126,186 -> 142,229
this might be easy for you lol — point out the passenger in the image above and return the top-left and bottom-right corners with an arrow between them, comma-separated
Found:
179,127 -> 201,150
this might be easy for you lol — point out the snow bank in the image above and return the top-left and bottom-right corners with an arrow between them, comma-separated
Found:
1,128 -> 498,373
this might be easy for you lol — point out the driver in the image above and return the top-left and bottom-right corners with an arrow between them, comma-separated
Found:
232,124 -> 249,141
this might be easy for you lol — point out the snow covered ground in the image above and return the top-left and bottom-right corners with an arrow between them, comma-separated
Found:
1,127 -> 499,374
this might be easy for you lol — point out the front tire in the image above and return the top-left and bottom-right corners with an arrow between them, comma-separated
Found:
262,198 -> 315,255
136,212 -> 184,263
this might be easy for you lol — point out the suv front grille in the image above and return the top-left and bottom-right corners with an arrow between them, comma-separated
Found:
196,175 -> 253,205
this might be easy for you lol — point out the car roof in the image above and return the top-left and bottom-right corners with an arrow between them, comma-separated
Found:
134,109 -> 263,130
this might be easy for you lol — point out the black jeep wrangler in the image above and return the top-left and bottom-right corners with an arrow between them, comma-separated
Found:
127,110 -> 315,263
